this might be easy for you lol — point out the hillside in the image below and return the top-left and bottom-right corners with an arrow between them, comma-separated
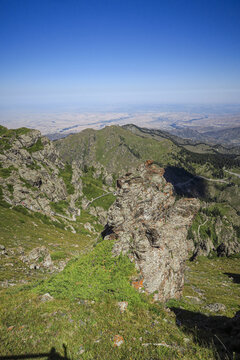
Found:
204,126 -> 240,146
54,125 -> 180,174
55,124 -> 240,257
123,124 -> 240,156
0,125 -> 240,360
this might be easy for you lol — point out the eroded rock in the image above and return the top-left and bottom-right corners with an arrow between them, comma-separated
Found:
103,162 -> 200,301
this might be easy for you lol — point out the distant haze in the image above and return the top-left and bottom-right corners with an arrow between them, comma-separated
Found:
1,104 -> 240,139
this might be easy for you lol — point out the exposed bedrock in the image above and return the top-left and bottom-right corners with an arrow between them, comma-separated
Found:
103,161 -> 200,301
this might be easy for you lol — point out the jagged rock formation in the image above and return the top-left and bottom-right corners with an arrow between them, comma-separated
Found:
103,161 -> 200,301
0,126 -> 82,217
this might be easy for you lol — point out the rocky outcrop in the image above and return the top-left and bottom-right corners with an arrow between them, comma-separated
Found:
89,206 -> 108,225
103,161 -> 200,301
190,212 -> 240,259
20,246 -> 67,273
0,127 -> 82,217
20,246 -> 53,271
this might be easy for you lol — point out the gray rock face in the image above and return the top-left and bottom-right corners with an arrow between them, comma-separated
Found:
89,206 -> 108,225
0,128 -> 82,217
103,162 -> 200,301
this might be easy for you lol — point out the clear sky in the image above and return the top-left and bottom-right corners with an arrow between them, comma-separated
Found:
1,0 -> 240,108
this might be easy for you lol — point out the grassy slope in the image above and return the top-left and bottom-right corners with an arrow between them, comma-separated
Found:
55,125 -> 179,174
0,204 -> 103,285
0,239 -> 239,359
0,201 -> 239,360
81,166 -> 116,210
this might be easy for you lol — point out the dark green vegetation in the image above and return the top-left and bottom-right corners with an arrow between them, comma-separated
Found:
0,185 -> 11,208
50,200 -> 70,215
55,124 -> 240,181
81,166 -> 116,210
58,163 -> 75,195
188,202 -> 240,250
82,166 -> 108,199
27,138 -> 44,153
0,164 -> 16,178
123,124 -> 240,156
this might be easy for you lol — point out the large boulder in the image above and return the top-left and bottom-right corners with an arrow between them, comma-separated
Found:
103,162 -> 200,301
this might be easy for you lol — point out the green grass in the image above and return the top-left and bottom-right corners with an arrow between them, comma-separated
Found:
0,204 -> 97,285
82,169 -> 106,200
1,240 -> 237,359
82,183 -> 104,200
7,184 -> 14,194
81,167 -> 116,210
58,164 -> 74,195
12,205 -> 31,216
36,240 -> 144,306
0,186 -> 11,208
19,176 -> 37,190
0,165 -> 16,178
188,202 -> 240,248
0,125 -> 31,137
0,288 -> 216,360
91,193 -> 116,210
50,200 -> 69,215
50,251 -> 67,261
26,162 -> 41,170
55,126 -> 179,174
27,138 -> 44,153
180,256 -> 240,317
1,204 -> 239,359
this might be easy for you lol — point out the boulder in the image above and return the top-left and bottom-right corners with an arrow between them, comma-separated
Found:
20,246 -> 53,271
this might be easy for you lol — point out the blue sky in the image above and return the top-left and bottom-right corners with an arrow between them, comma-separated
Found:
1,0 -> 240,108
